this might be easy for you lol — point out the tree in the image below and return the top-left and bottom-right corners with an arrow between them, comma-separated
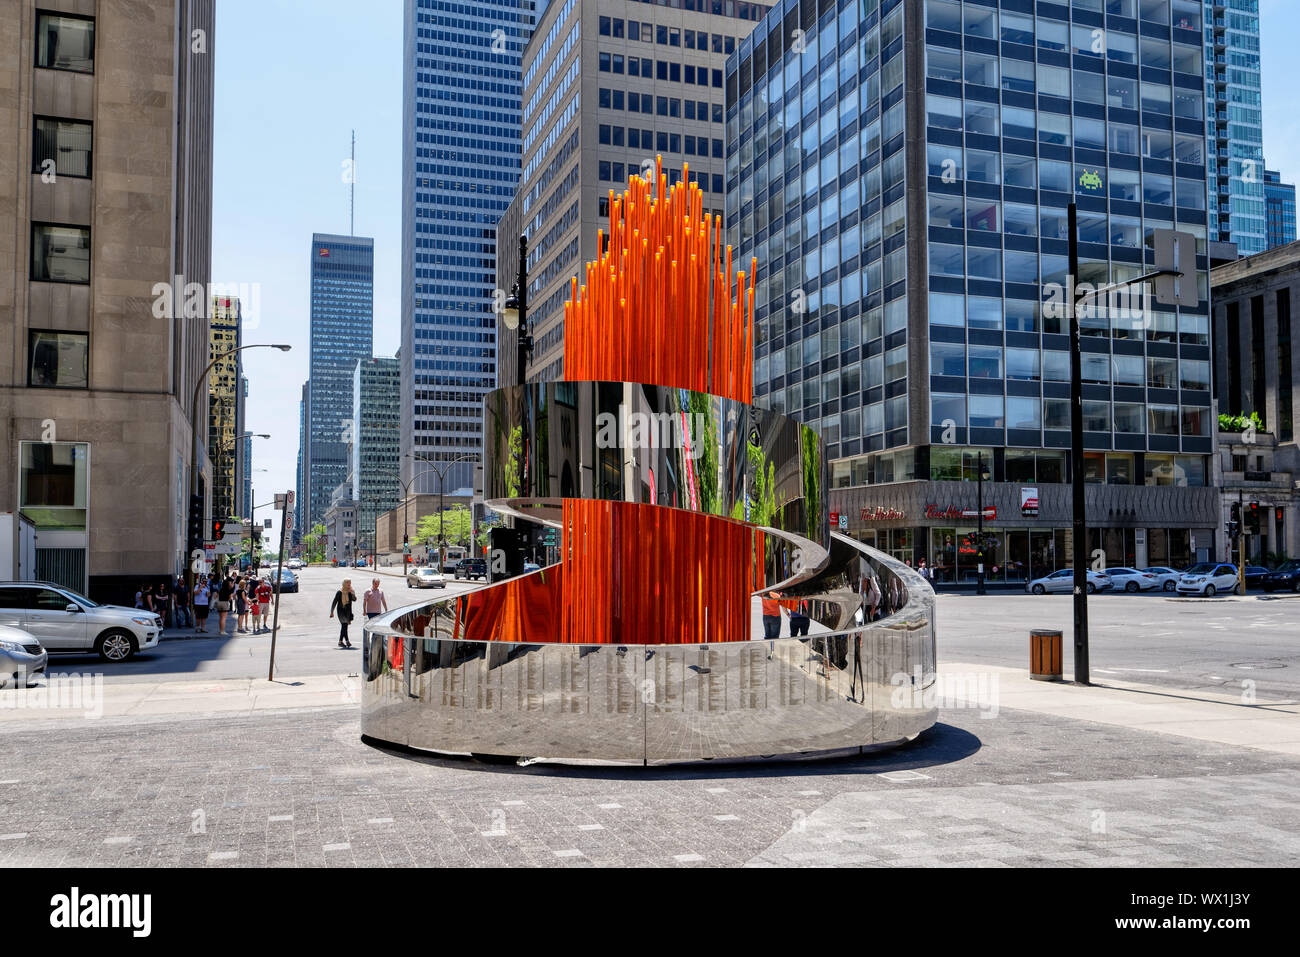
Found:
300,523 -> 327,564
415,506 -> 473,549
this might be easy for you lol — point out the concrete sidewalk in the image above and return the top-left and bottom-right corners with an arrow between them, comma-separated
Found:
942,660 -> 1300,756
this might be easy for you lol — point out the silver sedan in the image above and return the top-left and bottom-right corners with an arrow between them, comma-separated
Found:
0,624 -> 47,688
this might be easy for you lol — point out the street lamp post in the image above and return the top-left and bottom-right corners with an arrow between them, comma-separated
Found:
188,342 -> 288,594
405,452 -> 476,570
976,451 -> 988,596
501,234 -> 531,387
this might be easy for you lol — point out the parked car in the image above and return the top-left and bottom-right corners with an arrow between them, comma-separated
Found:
1106,567 -> 1160,592
1262,560 -> 1300,593
0,623 -> 47,688
1244,565 -> 1272,590
407,566 -> 446,589
268,569 -> 299,594
1176,563 -> 1240,597
0,581 -> 161,662
287,559 -> 303,570
1139,567 -> 1181,592
453,558 -> 488,581
354,558 -> 368,568
1026,569 -> 1114,595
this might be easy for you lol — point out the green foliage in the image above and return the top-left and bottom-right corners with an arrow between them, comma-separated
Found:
688,392 -> 719,515
415,505 -> 473,548
733,440 -> 778,526
300,523 -> 327,564
800,424 -> 822,539
1219,411 -> 1263,434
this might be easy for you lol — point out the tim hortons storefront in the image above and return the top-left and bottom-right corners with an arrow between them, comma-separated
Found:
829,481 -> 1219,588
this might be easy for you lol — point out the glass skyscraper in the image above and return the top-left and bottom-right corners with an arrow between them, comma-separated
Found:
1264,168 -> 1297,250
1202,0 -> 1266,254
727,0 -> 1220,581
308,233 -> 374,533
400,0 -> 535,497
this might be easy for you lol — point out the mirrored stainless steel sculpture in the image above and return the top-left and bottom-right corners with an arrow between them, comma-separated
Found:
363,159 -> 937,764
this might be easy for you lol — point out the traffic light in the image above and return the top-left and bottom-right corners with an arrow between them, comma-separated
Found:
212,519 -> 225,540
1246,502 -> 1261,535
187,494 -> 204,552
1230,502 -> 1241,522
1277,507 -> 1286,526
1226,519 -> 1239,541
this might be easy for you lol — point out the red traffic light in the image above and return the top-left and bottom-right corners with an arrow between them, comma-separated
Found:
212,520 -> 225,539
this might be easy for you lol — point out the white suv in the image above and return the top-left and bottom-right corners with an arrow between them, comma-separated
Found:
0,582 -> 162,662
1176,563 -> 1240,597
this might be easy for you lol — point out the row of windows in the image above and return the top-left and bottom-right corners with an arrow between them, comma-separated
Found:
599,161 -> 723,195
599,52 -> 723,89
599,124 -> 722,158
598,17 -> 745,51
930,394 -> 1212,437
927,345 -> 1211,392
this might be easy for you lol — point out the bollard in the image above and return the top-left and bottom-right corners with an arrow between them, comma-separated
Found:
1030,629 -> 1063,681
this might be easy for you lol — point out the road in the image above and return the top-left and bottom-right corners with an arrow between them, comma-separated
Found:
936,590 -> 1300,699
40,564 -> 474,685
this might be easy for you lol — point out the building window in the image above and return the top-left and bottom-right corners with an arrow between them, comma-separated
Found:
20,441 -> 89,530
28,331 -> 88,389
32,117 -> 92,178
36,13 -> 95,73
31,224 -> 90,283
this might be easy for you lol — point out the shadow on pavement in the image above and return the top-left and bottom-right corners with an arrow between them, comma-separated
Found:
359,722 -> 981,782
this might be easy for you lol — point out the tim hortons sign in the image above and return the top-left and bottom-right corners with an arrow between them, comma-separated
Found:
860,506 -> 906,521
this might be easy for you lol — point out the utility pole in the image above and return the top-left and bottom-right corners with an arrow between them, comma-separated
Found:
1067,203 -> 1090,686
1238,488 -> 1246,594
976,451 -> 987,596
268,492 -> 290,682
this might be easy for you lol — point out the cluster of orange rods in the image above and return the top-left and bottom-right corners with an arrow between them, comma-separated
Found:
563,156 -> 757,405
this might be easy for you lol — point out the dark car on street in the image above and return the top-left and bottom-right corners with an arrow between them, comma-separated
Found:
268,569 -> 298,593
453,558 -> 488,581
1262,560 -> 1300,593
1244,565 -> 1272,590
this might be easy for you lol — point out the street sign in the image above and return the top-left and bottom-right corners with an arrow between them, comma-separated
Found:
837,514 -> 848,530
961,506 -> 997,520
274,493 -> 286,509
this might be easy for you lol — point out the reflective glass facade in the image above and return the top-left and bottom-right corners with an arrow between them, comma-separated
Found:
1201,0 -> 1266,254
401,0 -> 530,496
308,233 -> 374,531
1264,168 -> 1297,250
728,0 -> 1214,479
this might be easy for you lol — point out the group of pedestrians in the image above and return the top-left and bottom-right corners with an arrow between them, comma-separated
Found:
189,570 -> 274,635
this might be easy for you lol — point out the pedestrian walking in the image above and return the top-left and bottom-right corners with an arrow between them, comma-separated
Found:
256,577 -> 273,632
247,579 -> 260,633
172,576 -> 192,630
329,579 -> 357,649
216,573 -> 234,635
193,576 -> 211,634
760,590 -> 782,640
363,578 -> 388,620
789,597 -> 811,637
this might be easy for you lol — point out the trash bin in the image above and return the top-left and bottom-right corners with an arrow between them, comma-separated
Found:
1030,629 -> 1062,681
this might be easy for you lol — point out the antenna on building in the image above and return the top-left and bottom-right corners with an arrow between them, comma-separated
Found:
350,129 -> 356,237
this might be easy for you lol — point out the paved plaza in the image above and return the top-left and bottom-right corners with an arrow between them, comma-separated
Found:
4,567 -> 1297,867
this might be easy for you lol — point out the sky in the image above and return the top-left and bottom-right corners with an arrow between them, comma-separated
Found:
213,0 -> 1300,549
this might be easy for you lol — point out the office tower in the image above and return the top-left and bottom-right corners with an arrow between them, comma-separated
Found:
496,0 -> 769,386
208,296 -> 244,525
307,233 -> 374,532
295,381 -> 308,546
1203,0 -> 1266,254
241,377 -> 252,517
351,356 -> 402,557
1264,169 -> 1297,250
1211,243 -> 1300,559
0,0 -> 214,597
728,0 -> 1219,581
400,0 -> 534,498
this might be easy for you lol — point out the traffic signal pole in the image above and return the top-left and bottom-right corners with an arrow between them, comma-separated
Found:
268,494 -> 289,682
1067,204 -> 1090,686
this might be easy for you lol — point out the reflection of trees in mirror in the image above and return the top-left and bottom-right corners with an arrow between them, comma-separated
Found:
689,390 -> 719,515
733,440 -> 778,527
800,424 -> 822,540
415,505 -> 472,548
505,425 -> 522,498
